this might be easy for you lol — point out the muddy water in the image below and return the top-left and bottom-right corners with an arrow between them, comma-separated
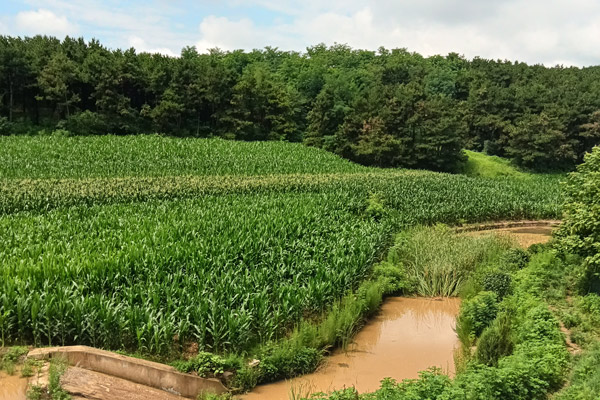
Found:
240,297 -> 461,400
467,226 -> 553,248
0,371 -> 28,400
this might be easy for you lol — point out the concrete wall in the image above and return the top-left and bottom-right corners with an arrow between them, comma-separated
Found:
29,346 -> 228,398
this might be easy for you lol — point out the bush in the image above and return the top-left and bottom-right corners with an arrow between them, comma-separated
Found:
557,146 -> 600,293
502,248 -> 530,269
171,352 -> 231,377
365,192 -> 386,221
475,313 -> 514,366
459,291 -> 499,336
259,344 -> 321,382
515,252 -> 567,300
62,111 -> 109,135
372,261 -> 408,294
482,271 -> 512,300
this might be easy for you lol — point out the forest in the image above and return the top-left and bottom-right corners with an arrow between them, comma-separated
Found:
1,35 -> 600,171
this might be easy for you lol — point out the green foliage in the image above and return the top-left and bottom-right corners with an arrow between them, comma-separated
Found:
29,357 -> 72,400
225,63 -> 298,141
0,137 -> 562,357
475,313 -> 514,366
389,225 -> 512,296
62,111 -> 110,136
554,344 -> 600,400
197,393 -> 233,400
557,146 -> 600,293
459,291 -> 499,336
365,192 -> 386,221
258,344 -> 322,382
3,36 -> 599,170
0,116 -> 11,134
482,271 -> 512,299
48,358 -> 71,400
26,385 -> 44,400
507,112 -> 576,170
1,346 -> 28,374
515,251 -> 568,300
21,357 -> 41,378
372,262 -> 408,295
460,150 -> 526,178
501,247 -> 530,269
171,352 -> 233,377
0,135 -> 365,179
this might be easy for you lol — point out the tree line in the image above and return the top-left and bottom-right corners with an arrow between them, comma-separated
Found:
1,35 -> 600,171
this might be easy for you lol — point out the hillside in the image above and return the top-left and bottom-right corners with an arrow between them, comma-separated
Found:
460,150 -> 528,178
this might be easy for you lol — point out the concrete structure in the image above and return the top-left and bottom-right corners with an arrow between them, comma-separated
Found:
28,346 -> 228,398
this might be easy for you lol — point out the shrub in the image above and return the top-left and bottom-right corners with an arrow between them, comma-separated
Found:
502,247 -> 530,269
482,271 -> 512,300
259,344 -> 321,382
365,192 -> 386,221
459,291 -> 499,336
171,352 -> 229,377
515,252 -> 567,300
372,261 -> 408,294
475,313 -> 514,366
62,111 -> 109,135
557,146 -> 600,293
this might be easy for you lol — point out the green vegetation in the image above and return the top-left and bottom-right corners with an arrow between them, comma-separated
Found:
0,345 -> 28,375
1,37 -> 600,171
309,146 -> 600,400
26,357 -> 71,400
308,239 -> 571,400
557,146 -> 600,293
460,150 -> 527,178
0,137 -> 563,357
384,225 -> 513,296
0,135 -> 365,179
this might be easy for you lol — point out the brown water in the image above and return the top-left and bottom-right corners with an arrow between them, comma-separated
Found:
0,371 -> 28,400
239,297 -> 461,400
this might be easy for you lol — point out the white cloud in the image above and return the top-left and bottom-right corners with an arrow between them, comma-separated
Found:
193,1 -> 600,66
128,36 -> 178,57
18,1 -> 189,55
6,1 -> 600,66
196,16 -> 264,51
15,8 -> 77,37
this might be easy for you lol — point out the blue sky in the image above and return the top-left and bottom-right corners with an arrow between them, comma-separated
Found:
1,0 -> 599,66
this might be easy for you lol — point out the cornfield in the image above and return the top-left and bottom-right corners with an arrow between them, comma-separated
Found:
0,135 -> 563,354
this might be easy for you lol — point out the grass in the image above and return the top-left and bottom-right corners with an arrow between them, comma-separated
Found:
460,150 -> 528,178
26,356 -> 71,400
0,346 -> 28,375
385,224 -> 514,296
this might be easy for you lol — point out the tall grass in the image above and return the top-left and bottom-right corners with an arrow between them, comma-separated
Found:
388,225 -> 514,296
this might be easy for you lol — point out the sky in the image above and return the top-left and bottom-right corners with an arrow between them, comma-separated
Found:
1,0 -> 599,66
